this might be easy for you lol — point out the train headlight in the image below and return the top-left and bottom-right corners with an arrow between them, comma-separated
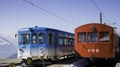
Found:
39,48 -> 45,56
19,49 -> 24,56
19,49 -> 24,53
90,25 -> 96,31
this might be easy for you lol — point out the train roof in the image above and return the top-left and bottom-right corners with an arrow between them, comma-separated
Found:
75,23 -> 113,32
18,26 -> 74,35
75,23 -> 120,37
75,23 -> 113,30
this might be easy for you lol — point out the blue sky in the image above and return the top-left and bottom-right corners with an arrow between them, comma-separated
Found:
0,0 -> 120,35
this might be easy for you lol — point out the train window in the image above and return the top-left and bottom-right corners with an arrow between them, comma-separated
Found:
59,37 -> 63,45
100,32 -> 109,42
72,38 -> 74,45
62,38 -> 64,45
88,32 -> 98,42
32,33 -> 37,44
48,33 -> 52,45
38,33 -> 45,44
68,38 -> 71,45
64,37 -> 67,45
19,34 -> 30,44
78,32 -> 86,42
68,38 -> 74,45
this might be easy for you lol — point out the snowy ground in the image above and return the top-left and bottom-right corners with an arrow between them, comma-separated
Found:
63,59 -> 90,67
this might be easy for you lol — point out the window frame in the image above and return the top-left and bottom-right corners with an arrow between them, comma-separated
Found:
78,32 -> 86,42
88,32 -> 98,42
99,32 -> 109,42
48,33 -> 53,45
38,33 -> 45,44
19,34 -> 30,44
32,33 -> 37,44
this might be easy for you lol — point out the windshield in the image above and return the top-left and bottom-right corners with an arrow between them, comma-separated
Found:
88,32 -> 98,42
100,32 -> 109,42
32,33 -> 37,44
38,33 -> 45,44
19,34 -> 30,44
78,32 -> 86,42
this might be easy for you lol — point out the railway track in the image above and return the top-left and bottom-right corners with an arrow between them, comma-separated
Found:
0,57 -> 117,67
33,57 -> 79,67
0,57 -> 78,67
87,60 -> 117,67
46,57 -> 90,67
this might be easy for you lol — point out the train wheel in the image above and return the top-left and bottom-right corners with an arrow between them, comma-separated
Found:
27,58 -> 32,65
20,58 -> 32,67
20,59 -> 27,67
9,63 -> 14,67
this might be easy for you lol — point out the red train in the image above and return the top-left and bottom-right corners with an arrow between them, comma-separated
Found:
74,23 -> 120,60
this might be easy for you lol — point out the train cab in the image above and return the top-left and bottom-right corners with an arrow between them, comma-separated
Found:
74,23 -> 120,59
18,27 -> 46,59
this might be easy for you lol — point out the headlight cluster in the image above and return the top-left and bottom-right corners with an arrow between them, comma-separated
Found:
39,48 -> 45,56
19,49 -> 24,57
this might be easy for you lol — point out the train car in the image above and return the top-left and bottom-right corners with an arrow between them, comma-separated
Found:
74,23 -> 120,60
17,26 -> 74,61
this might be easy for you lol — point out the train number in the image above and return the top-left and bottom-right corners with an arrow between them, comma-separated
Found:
88,49 -> 99,53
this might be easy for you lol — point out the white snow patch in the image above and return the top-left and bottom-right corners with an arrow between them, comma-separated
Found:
63,64 -> 76,67
0,34 -> 17,46
0,38 -> 10,45
63,59 -> 90,67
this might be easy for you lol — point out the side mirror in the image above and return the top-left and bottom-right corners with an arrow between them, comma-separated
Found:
15,34 -> 17,38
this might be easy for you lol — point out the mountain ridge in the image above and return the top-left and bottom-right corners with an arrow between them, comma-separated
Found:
0,34 -> 17,59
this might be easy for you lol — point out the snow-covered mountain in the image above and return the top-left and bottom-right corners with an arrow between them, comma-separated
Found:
0,34 -> 17,59
8,53 -> 17,58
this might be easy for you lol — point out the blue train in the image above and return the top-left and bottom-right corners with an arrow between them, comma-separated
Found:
18,26 -> 74,61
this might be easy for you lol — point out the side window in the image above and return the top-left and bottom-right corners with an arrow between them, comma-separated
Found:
63,36 -> 65,45
78,32 -> 86,42
59,36 -> 62,45
38,33 -> 45,44
100,32 -> 109,42
71,37 -> 74,45
72,38 -> 74,45
32,33 -> 37,44
48,33 -> 53,45
68,37 -> 74,45
58,35 -> 64,45
64,37 -> 68,45
19,34 -> 30,44
88,32 -> 98,42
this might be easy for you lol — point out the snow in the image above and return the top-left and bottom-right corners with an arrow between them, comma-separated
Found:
63,59 -> 90,67
0,34 -> 17,46
0,37 -> 10,45
0,34 -> 17,59
115,63 -> 120,67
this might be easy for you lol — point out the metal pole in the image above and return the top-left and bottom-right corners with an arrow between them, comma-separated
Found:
100,12 -> 102,24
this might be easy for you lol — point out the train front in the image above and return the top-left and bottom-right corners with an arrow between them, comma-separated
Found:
74,23 -> 114,59
17,27 -> 45,60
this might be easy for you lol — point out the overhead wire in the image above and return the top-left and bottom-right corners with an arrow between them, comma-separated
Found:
22,0 -> 78,26
91,0 -> 110,23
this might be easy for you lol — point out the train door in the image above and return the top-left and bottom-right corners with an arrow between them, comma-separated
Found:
38,32 -> 46,57
30,32 -> 38,57
18,33 -> 31,59
30,32 -> 46,58
48,32 -> 57,59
